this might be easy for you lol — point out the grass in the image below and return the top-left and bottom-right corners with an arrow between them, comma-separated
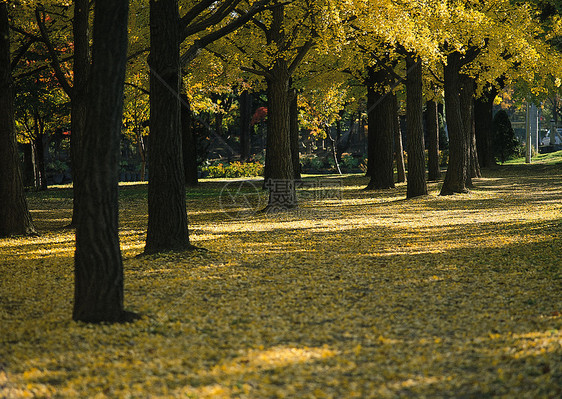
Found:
1,159 -> 562,398
503,149 -> 562,165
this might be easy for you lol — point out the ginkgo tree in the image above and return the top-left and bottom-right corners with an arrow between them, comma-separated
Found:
0,1 -> 36,237
436,0 -> 562,195
144,0 -> 273,254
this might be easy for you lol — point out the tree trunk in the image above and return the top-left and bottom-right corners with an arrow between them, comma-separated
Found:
440,52 -> 469,195
73,0 -> 135,323
145,0 -> 192,254
69,0 -> 91,227
264,60 -> 296,210
459,76 -> 479,186
0,3 -> 36,237
405,55 -> 427,198
426,100 -> 441,181
474,88 -> 498,168
366,67 -> 395,190
181,94 -> 198,186
32,115 -> 48,190
365,78 -> 375,178
289,87 -> 301,180
239,89 -> 252,161
22,143 -> 35,187
393,94 -> 406,183
467,98 -> 481,179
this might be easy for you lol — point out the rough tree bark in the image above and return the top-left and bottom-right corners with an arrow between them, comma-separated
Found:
426,99 -> 441,181
145,0 -> 192,254
69,0 -> 91,227
393,94 -> 406,183
290,87 -> 301,180
181,94 -> 198,186
0,2 -> 36,237
440,51 -> 470,195
264,59 -> 296,209
239,89 -> 252,161
405,55 -> 427,198
73,0 -> 137,323
366,66 -> 395,190
475,87 -> 498,168
460,76 -> 480,186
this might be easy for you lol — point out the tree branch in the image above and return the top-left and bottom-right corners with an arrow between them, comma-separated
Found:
182,0 -> 242,39
10,38 -> 37,71
241,66 -> 273,80
427,66 -> 444,84
35,7 -> 73,96
288,40 -> 313,76
179,0 -> 220,30
124,82 -> 150,95
180,0 -> 272,67
13,55 -> 74,81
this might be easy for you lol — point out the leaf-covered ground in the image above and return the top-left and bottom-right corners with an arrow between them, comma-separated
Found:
1,161 -> 561,398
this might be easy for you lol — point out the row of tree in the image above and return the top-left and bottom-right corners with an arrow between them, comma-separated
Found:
1,0 -> 561,322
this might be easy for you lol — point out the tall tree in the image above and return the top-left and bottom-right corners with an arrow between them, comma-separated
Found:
426,99 -> 441,181
365,65 -> 395,190
440,49 -> 479,195
73,0 -> 137,323
238,1 -> 316,209
35,0 -> 91,226
239,88 -> 253,161
145,0 -> 191,254
474,86 -> 499,168
145,0 -> 271,253
0,1 -> 36,238
405,54 -> 427,198
393,94 -> 406,183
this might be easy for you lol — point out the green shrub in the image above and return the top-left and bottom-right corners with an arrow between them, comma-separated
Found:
341,154 -> 359,169
309,155 -> 325,170
203,161 -> 264,178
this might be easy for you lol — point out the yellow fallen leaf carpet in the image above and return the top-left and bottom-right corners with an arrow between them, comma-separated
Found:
1,164 -> 561,398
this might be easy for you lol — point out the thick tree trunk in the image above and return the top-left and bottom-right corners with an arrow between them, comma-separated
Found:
181,94 -> 198,186
69,0 -> 91,227
426,100 -> 441,181
365,80 -> 375,177
145,0 -> 191,254
264,60 -> 296,209
474,89 -> 498,168
393,94 -> 406,183
459,76 -> 480,186
405,55 -> 427,198
22,143 -> 35,187
440,52 -> 469,195
262,5 -> 296,210
289,87 -> 301,180
0,3 -> 36,237
366,66 -> 395,190
73,0 -> 135,323
239,89 -> 252,161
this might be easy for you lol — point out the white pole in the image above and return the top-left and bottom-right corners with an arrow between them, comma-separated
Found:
525,101 -> 532,163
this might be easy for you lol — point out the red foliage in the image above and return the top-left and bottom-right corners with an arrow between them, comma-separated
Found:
250,107 -> 268,126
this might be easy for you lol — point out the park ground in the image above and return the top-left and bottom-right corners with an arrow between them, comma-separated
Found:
1,153 -> 562,398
